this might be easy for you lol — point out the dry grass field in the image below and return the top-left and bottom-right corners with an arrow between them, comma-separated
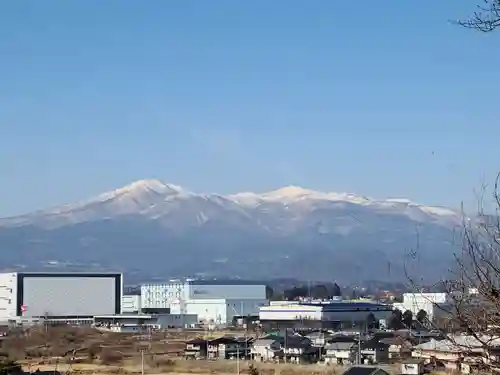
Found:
0,326 -> 396,375
24,360 -> 346,375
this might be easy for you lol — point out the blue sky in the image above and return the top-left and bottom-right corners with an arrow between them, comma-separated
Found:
1,1 -> 499,216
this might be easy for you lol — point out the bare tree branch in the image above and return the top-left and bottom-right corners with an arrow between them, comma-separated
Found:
457,0 -> 500,32
407,175 -> 500,371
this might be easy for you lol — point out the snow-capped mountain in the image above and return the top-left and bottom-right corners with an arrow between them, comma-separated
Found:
0,180 -> 463,282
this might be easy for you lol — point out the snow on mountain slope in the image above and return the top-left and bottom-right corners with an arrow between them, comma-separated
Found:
0,179 -> 462,229
0,179 -> 463,281
229,185 -> 372,205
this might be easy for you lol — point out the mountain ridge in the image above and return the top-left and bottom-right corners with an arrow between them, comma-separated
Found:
0,179 -> 462,282
0,179 -> 460,226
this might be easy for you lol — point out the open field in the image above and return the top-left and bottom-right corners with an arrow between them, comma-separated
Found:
3,326 -> 398,375
2,326 -> 250,361
21,360 -> 347,375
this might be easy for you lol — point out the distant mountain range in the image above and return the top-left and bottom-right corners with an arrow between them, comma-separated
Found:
0,180 -> 464,282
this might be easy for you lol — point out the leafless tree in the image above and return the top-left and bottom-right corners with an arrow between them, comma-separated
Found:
459,0 -> 500,32
404,5 -> 500,370
407,175 -> 500,371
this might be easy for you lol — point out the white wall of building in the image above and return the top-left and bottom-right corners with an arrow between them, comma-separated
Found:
171,298 -> 227,324
399,293 -> 450,321
156,313 -> 198,328
141,283 -> 176,309
0,272 -> 121,320
22,275 -> 119,317
169,297 -> 267,325
260,302 -> 392,322
0,273 -> 17,321
260,303 -> 323,321
122,295 -> 141,313
141,281 -> 267,311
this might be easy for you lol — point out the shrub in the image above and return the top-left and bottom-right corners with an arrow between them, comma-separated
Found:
151,357 -> 175,368
100,349 -> 123,365
248,364 -> 260,375
0,357 -> 22,375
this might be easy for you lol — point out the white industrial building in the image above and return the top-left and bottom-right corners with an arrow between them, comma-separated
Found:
259,300 -> 393,330
94,312 -> 198,332
393,292 -> 451,321
0,272 -> 123,323
141,279 -> 267,325
122,294 -> 141,313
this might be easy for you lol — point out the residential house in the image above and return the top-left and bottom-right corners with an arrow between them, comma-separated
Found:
379,336 -> 414,360
324,341 -> 357,365
208,336 -> 252,360
251,338 -> 281,361
282,335 -> 319,364
342,365 -> 390,375
359,338 -> 390,364
412,335 -> 500,372
251,333 -> 318,363
305,330 -> 334,347
184,338 -> 208,359
400,359 -> 426,375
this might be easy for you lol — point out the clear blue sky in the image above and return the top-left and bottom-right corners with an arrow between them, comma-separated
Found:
1,0 -> 499,216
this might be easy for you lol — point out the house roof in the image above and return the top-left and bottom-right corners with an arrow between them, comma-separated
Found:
342,366 -> 390,375
186,338 -> 207,345
328,335 -> 358,343
261,333 -> 311,348
282,336 -> 311,348
305,329 -> 333,338
209,337 -> 238,345
253,338 -> 278,347
379,336 -> 413,348
326,342 -> 356,351
414,335 -> 500,353
360,338 -> 389,350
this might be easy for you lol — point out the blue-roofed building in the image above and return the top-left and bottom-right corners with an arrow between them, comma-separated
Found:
259,300 -> 392,330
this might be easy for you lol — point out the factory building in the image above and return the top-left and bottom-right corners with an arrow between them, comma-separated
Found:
259,300 -> 393,330
0,272 -> 122,323
141,279 -> 267,325
122,294 -> 141,314
393,292 -> 452,321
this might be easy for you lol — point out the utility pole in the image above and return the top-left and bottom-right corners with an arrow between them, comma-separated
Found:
140,349 -> 145,375
236,342 -> 240,375
356,321 -> 364,365
357,331 -> 361,365
284,328 -> 287,364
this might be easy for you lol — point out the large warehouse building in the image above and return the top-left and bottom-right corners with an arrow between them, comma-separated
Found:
259,300 -> 393,330
141,279 -> 267,325
0,272 -> 123,322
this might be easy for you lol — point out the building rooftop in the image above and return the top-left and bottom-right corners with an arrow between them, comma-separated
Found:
187,279 -> 266,286
299,302 -> 391,311
94,314 -> 153,319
